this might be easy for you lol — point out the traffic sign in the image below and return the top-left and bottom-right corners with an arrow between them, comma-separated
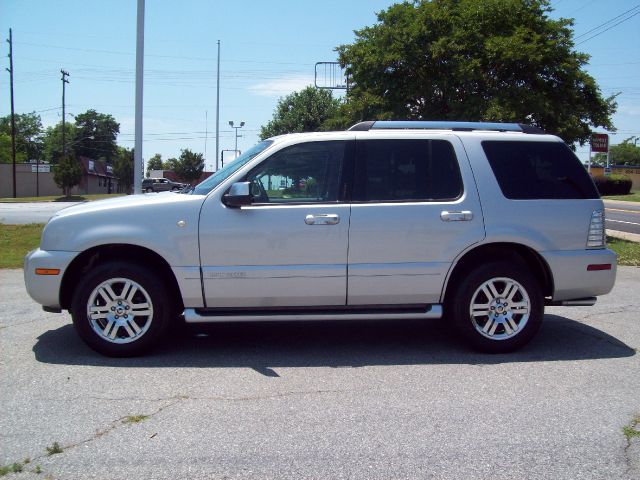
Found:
591,133 -> 609,153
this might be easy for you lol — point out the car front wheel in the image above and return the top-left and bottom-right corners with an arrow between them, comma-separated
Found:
71,261 -> 174,357
448,261 -> 543,353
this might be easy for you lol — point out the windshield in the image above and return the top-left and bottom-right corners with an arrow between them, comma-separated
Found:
191,140 -> 274,195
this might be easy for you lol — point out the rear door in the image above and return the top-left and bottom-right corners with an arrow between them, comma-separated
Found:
347,133 -> 485,305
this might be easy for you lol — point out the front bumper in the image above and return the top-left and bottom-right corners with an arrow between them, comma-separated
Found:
24,248 -> 79,310
542,248 -> 617,302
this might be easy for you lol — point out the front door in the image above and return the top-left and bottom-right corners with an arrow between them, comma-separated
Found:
199,140 -> 351,308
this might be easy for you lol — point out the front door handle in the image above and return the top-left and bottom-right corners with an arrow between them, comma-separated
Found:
305,214 -> 340,225
440,210 -> 473,222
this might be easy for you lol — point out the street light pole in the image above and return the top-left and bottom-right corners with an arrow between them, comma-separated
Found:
229,121 -> 245,157
133,0 -> 145,194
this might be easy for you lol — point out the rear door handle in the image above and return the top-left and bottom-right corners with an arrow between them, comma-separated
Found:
440,210 -> 473,222
305,214 -> 340,225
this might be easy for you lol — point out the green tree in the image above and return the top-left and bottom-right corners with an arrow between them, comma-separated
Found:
42,122 -> 77,164
164,157 -> 178,171
260,86 -> 341,140
114,147 -> 134,193
53,152 -> 82,197
73,110 -> 120,162
0,112 -> 44,161
335,0 -> 616,145
146,153 -> 163,175
0,132 -> 26,163
594,137 -> 640,166
173,149 -> 204,183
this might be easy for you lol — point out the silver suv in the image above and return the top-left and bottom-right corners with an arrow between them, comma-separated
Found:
24,121 -> 616,356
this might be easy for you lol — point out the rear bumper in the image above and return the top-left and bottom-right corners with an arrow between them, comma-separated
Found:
541,248 -> 617,302
24,248 -> 78,310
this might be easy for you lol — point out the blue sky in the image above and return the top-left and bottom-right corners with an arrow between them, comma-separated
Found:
2,0 -> 639,170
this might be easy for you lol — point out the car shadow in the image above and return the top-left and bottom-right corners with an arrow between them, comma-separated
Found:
32,314 -> 636,374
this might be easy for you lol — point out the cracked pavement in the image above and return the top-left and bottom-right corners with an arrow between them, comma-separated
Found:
1,267 -> 639,479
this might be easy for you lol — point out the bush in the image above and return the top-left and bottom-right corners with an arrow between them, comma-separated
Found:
592,175 -> 632,196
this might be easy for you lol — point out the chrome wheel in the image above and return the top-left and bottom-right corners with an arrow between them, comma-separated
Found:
469,277 -> 530,341
86,277 -> 154,344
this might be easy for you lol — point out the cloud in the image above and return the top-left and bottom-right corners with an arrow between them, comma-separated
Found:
248,74 -> 315,97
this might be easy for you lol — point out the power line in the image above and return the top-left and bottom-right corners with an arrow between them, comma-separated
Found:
574,5 -> 639,39
13,41 -> 315,66
575,5 -> 640,44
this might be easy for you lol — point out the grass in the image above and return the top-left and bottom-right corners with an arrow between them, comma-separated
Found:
607,236 -> 640,266
623,415 -> 640,442
0,462 -> 25,476
123,414 -> 149,424
0,193 -> 125,203
0,224 -> 44,268
45,442 -> 63,456
602,190 -> 640,202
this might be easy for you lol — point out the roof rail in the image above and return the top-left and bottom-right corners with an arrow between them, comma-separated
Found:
348,120 -> 545,134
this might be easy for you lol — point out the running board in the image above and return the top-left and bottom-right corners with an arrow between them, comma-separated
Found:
546,297 -> 597,307
183,305 -> 443,323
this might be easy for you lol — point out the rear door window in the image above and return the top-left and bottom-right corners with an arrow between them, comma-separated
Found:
482,141 -> 598,199
353,139 -> 463,202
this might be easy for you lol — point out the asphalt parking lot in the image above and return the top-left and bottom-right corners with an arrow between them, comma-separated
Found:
1,267 -> 639,479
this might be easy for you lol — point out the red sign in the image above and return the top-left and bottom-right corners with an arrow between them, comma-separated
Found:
591,133 -> 609,153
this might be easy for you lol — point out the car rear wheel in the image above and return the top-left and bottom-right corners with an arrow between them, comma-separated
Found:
71,261 -> 174,357
448,261 -> 543,353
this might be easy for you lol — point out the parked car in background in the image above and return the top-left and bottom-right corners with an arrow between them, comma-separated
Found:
24,121 -> 616,357
142,177 -> 186,192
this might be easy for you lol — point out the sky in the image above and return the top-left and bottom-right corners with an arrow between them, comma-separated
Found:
1,0 -> 639,171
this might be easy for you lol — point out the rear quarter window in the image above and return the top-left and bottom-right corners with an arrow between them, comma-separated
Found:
481,140 -> 598,199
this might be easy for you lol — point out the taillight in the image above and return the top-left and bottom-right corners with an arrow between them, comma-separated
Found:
586,210 -> 605,249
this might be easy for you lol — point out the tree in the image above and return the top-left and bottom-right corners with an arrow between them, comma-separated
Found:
146,153 -> 163,175
173,149 -> 204,183
42,122 -> 77,164
0,132 -> 26,163
114,147 -> 134,193
164,157 -> 178,171
73,110 -> 120,162
260,86 -> 341,140
53,152 -> 82,197
593,137 -> 640,166
335,0 -> 616,146
0,112 -> 44,161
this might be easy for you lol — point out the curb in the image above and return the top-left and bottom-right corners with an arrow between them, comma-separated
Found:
603,199 -> 640,207
606,229 -> 640,243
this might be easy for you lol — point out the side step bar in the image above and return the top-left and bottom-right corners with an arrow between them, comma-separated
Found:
546,297 -> 597,307
184,305 -> 443,323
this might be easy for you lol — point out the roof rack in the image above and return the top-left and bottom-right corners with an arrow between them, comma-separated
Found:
348,120 -> 545,134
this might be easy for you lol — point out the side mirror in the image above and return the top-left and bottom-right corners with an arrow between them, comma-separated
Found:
223,182 -> 252,208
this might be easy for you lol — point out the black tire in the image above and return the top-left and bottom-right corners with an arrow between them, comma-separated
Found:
71,261 -> 175,357
447,261 -> 543,353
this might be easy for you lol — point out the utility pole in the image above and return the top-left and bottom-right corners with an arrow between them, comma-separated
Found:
60,70 -> 70,160
6,29 -> 17,198
215,40 -> 220,172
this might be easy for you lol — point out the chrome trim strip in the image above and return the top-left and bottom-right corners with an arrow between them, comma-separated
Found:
183,305 -> 443,323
